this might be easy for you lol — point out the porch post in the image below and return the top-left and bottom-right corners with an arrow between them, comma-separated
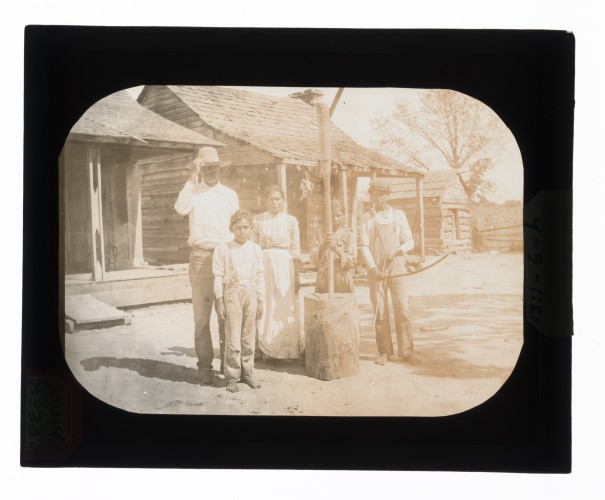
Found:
339,166 -> 348,226
88,146 -> 106,281
276,163 -> 288,213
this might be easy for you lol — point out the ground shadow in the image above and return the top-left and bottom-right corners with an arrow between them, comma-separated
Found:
81,357 -> 200,385
356,293 -> 522,380
161,346 -> 198,358
255,357 -> 307,376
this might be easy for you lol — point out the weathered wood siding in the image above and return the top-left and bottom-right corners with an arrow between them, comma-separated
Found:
474,225 -> 523,251
100,148 -> 134,271
390,196 -> 442,253
63,143 -> 93,274
442,178 -> 469,205
138,153 -> 193,265
220,164 -> 277,213
138,86 -> 202,133
441,206 -> 472,252
387,179 -> 472,253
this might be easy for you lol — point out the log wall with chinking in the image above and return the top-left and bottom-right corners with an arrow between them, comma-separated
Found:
390,199 -> 471,254
138,153 -> 193,265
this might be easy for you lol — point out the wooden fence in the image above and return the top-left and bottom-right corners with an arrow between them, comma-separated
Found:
473,224 -> 523,251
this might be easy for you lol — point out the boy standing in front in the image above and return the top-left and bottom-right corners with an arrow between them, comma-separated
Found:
213,210 -> 265,393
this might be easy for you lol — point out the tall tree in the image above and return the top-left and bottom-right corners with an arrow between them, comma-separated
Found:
373,89 -> 505,200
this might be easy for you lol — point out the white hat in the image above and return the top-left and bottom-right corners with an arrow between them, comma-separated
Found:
196,146 -> 231,168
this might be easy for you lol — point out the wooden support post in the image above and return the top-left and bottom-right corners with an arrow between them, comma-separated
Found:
88,146 -> 106,281
416,177 -> 425,257
305,88 -> 361,382
339,167 -> 348,228
316,99 -> 334,297
128,160 -> 144,267
329,87 -> 345,117
276,163 -> 288,213
350,176 -> 359,249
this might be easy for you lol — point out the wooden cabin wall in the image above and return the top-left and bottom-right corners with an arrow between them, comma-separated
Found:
442,177 -> 469,206
100,148 -> 134,271
390,196 -> 443,253
441,205 -> 472,252
441,180 -> 472,252
138,86 -> 203,133
306,189 -> 323,251
283,166 -> 308,251
63,143 -> 92,274
220,163 -> 277,214
138,153 -> 193,265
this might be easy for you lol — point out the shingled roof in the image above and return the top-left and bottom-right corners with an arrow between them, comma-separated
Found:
68,90 -> 223,149
150,85 -> 424,176
385,170 -> 465,199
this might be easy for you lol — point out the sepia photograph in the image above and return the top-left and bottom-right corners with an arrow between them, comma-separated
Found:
60,84 -> 524,417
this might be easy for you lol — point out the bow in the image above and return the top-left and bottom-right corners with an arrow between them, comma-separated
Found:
379,253 -> 449,280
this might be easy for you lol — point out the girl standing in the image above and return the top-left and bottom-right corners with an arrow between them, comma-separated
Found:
254,185 -> 303,360
314,200 -> 356,294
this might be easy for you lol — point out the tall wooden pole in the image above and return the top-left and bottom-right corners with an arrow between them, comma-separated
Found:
316,99 -> 334,298
329,87 -> 345,118
276,163 -> 288,213
339,167 -> 348,226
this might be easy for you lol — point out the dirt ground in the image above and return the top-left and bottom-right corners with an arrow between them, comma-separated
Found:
64,252 -> 523,417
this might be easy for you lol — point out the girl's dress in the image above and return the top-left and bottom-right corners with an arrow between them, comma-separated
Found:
314,227 -> 356,293
254,211 -> 302,359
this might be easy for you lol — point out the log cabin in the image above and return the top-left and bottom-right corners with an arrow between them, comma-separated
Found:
382,170 -> 472,254
137,86 -> 427,259
61,89 -> 223,281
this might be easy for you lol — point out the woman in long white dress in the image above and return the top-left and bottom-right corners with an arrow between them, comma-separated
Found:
254,185 -> 302,360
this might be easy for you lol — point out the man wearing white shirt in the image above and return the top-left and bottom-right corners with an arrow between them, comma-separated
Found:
174,147 -> 239,385
360,178 -> 419,366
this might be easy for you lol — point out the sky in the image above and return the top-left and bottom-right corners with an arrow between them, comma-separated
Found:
127,85 -> 523,202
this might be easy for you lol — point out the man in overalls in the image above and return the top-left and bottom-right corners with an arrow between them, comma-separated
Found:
360,178 -> 419,365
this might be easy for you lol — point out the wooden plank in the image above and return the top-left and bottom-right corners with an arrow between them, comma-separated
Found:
140,196 -> 182,209
141,211 -> 183,221
139,162 -> 191,175
144,251 -> 190,264
65,294 -> 129,330
92,284 -> 192,308
141,170 -> 190,183
143,228 -> 188,237
139,184 -> 184,197
186,119 -> 213,133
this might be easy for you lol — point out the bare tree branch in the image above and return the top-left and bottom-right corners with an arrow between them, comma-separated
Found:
373,89 -> 505,199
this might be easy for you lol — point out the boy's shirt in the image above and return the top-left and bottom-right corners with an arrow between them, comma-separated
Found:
212,239 -> 265,301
